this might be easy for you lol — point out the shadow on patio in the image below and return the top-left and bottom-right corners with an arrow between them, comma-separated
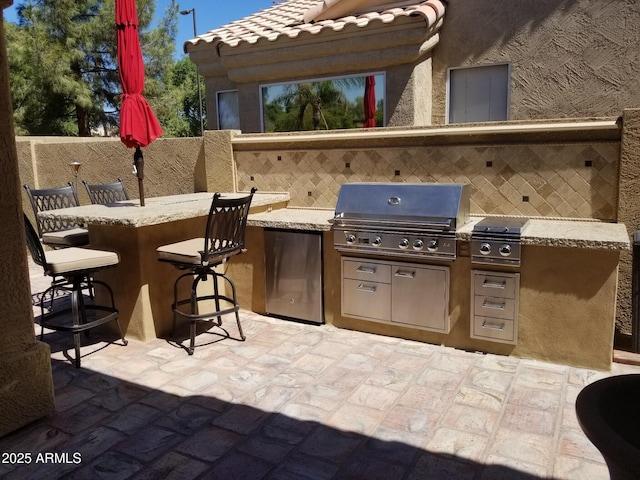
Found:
3,260 -> 635,479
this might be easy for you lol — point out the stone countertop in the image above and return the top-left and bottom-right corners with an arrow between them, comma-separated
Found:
38,192 -> 290,228
247,209 -> 631,251
247,207 -> 334,231
458,216 -> 630,251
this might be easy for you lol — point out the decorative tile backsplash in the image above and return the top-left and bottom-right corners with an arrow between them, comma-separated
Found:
236,142 -> 619,220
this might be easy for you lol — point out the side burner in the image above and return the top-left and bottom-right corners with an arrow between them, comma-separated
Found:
471,217 -> 529,266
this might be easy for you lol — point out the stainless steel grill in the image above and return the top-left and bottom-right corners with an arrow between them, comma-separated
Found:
332,183 -> 470,261
471,217 -> 530,266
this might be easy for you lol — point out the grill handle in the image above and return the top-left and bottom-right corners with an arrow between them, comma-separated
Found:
483,280 -> 506,289
356,266 -> 376,274
482,320 -> 505,330
394,270 -> 416,279
482,300 -> 506,310
356,284 -> 376,293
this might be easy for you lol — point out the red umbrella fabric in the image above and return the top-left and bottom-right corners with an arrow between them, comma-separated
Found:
116,0 -> 162,205
363,75 -> 376,128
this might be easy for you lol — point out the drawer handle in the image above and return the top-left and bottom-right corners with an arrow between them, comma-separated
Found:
482,301 -> 505,310
483,280 -> 506,289
356,284 -> 376,293
356,266 -> 376,274
482,320 -> 505,330
394,270 -> 415,278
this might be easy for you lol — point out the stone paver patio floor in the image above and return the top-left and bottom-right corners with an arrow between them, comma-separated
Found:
2,259 -> 639,479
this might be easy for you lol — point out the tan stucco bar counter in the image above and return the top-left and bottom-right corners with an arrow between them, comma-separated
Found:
240,212 -> 630,370
39,192 -> 289,341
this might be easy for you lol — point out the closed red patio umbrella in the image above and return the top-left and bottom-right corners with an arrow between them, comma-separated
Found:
116,0 -> 162,206
363,75 -> 376,128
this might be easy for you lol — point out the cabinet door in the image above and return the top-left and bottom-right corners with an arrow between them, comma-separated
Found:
343,279 -> 391,321
391,264 -> 449,332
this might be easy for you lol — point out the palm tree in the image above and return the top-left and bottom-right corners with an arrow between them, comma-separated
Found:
275,78 -> 364,131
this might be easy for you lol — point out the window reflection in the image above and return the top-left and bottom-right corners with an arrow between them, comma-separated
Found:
261,73 -> 384,132
217,90 -> 240,130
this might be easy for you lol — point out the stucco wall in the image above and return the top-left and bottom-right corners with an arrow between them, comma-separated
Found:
16,115 -> 640,336
18,136 -> 203,226
432,0 -> 640,123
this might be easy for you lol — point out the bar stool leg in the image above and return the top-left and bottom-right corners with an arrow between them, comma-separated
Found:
71,278 -> 83,368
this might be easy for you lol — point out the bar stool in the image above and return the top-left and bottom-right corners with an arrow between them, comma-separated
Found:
157,188 -> 256,355
23,184 -> 89,248
24,214 -> 127,368
83,178 -> 129,205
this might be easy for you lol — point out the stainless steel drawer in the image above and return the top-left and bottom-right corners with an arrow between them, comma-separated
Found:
473,273 -> 517,299
343,259 -> 391,283
342,278 -> 391,321
474,295 -> 516,320
472,316 -> 516,343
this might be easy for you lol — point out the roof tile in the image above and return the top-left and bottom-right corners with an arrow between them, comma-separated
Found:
185,0 -> 446,52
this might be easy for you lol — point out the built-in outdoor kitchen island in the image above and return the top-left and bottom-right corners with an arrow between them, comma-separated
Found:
242,191 -> 629,371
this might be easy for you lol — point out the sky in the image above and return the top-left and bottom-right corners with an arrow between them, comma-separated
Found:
3,0 -> 276,59
157,0 -> 275,58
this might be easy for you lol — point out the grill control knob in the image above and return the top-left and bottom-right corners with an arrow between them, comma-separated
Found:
346,234 -> 356,245
399,238 -> 410,249
479,242 -> 492,255
413,239 -> 424,251
372,236 -> 382,247
499,244 -> 512,256
427,240 -> 438,252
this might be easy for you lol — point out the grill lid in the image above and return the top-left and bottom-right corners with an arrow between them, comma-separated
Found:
333,182 -> 470,230
472,217 -> 530,235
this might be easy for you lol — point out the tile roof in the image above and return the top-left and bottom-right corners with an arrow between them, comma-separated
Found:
184,0 -> 446,52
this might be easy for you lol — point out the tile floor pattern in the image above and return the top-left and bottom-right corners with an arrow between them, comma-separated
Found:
3,259 -> 639,479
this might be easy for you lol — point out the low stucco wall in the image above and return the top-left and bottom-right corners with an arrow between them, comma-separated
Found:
241,226 -> 619,370
16,115 -> 640,336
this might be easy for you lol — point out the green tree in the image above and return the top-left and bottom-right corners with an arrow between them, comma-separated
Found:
274,81 -> 349,131
6,0 -> 178,137
263,77 -> 368,132
154,57 -> 205,137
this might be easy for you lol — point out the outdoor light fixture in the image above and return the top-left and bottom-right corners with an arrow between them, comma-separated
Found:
69,160 -> 81,193
180,8 -> 205,136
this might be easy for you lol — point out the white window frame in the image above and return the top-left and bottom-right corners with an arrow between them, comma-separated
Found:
446,63 -> 511,124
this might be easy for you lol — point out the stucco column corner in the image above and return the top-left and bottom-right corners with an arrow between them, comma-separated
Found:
0,7 -> 55,437
615,108 -> 640,336
199,130 -> 239,193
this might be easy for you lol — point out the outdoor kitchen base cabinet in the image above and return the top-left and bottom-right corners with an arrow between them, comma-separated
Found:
341,257 -> 451,333
471,270 -> 520,345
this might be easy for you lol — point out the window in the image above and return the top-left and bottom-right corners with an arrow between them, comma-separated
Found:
217,90 -> 240,130
260,73 -> 385,133
447,64 -> 510,123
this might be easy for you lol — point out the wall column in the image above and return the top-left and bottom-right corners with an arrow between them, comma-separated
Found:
0,3 -> 55,437
198,129 -> 239,193
616,109 -> 640,337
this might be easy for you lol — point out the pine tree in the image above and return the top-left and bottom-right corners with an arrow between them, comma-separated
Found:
6,0 -> 178,137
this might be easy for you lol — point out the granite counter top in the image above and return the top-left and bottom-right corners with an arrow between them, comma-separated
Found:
458,216 -> 630,251
246,210 -> 631,251
38,192 -> 290,228
247,207 -> 333,231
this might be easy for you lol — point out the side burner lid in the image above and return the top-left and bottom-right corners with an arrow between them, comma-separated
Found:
472,217 -> 530,235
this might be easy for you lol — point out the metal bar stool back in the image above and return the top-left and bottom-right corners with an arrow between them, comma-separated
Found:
24,214 -> 127,368
23,183 -> 89,247
157,188 -> 257,354
83,178 -> 129,205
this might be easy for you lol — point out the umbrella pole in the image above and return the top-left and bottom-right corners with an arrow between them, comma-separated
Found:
134,146 -> 145,206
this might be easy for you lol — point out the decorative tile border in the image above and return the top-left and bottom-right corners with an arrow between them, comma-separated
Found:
236,142 -> 619,220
